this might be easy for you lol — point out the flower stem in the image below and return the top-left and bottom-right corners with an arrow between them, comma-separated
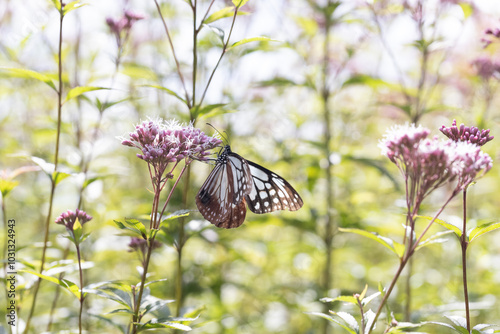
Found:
131,165 -> 188,333
75,243 -> 84,334
24,6 -> 65,332
368,195 -> 454,333
461,189 -> 471,333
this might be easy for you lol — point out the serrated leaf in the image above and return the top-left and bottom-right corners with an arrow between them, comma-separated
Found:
204,7 -> 249,24
446,315 -> 468,328
64,86 -> 108,104
363,310 -> 375,334
334,311 -> 359,333
469,221 -> 500,243
339,227 -> 405,258
142,85 -> 186,104
114,219 -> 147,238
20,269 -> 81,299
29,156 -> 55,177
362,291 -> 381,307
428,321 -> 463,333
62,1 -> 87,15
0,67 -> 56,91
107,308 -> 135,315
419,215 -> 462,237
228,37 -> 279,50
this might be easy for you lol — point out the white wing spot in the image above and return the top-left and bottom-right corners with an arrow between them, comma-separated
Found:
273,198 -> 279,204
255,202 -> 260,210
260,191 -> 268,199
265,183 -> 272,189
283,199 -> 288,205
278,190 -> 285,198
269,189 -> 276,196
264,201 -> 269,207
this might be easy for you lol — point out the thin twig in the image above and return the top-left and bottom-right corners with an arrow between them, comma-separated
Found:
198,5 -> 240,107
24,5 -> 65,332
153,0 -> 192,109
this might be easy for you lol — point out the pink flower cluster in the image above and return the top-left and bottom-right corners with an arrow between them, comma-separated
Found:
55,209 -> 93,231
471,56 -> 500,80
483,27 -> 500,48
122,118 -> 221,167
380,123 -> 493,198
440,119 -> 494,147
106,10 -> 144,44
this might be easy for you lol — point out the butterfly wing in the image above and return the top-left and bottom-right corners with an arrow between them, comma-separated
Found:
245,160 -> 303,214
196,149 -> 252,226
213,198 -> 247,229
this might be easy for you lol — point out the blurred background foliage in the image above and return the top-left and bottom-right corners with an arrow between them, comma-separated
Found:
1,0 -> 500,333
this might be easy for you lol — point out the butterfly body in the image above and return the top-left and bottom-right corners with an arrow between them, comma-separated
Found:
196,145 -> 303,228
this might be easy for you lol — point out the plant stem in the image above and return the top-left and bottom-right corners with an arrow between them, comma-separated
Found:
154,0 -> 192,109
368,195 -> 453,333
131,237 -> 155,334
321,2 -> 334,334
198,4 -> 239,107
461,189 -> 471,333
175,166 -> 190,318
24,6 -> 65,332
75,243 -> 84,334
192,0 -> 197,106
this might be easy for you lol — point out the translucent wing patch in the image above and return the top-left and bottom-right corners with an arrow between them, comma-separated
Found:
244,160 -> 303,214
196,147 -> 252,226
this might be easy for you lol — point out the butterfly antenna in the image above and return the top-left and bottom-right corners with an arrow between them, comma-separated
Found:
206,123 -> 229,145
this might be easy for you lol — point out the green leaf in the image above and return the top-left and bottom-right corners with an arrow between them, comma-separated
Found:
204,7 -> 249,24
144,278 -> 169,287
191,103 -> 227,119
21,269 -> 81,299
204,24 -> 225,45
320,296 -> 357,305
420,216 -> 462,237
459,3 -> 473,19
339,227 -> 405,258
0,179 -> 19,198
0,67 -> 56,91
415,230 -> 454,251
53,171 -> 71,185
305,312 -> 356,333
113,219 -> 147,238
142,85 -> 186,104
342,74 -> 395,90
73,218 -> 83,243
143,299 -> 175,315
62,1 -> 87,15
140,322 -> 192,331
363,310 -> 375,334
29,156 -> 54,177
232,0 -> 249,8
50,0 -> 62,11
64,86 -> 108,104
121,63 -> 158,81
362,291 -> 381,307
469,221 -> 500,243
228,37 -> 279,50
429,321 -> 463,333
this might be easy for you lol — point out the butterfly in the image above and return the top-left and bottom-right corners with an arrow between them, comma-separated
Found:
196,145 -> 303,228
